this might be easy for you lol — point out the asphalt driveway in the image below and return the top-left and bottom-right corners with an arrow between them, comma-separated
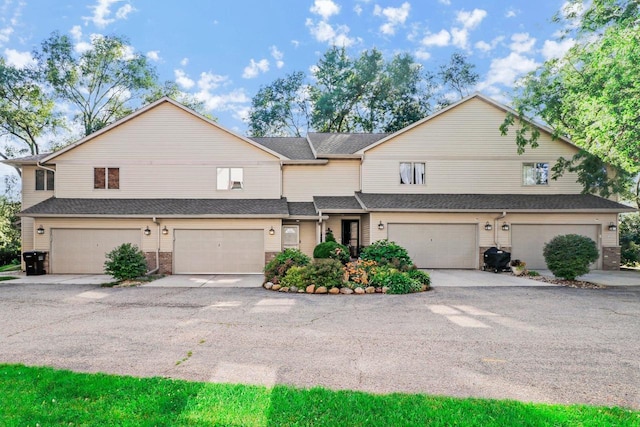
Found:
0,280 -> 638,409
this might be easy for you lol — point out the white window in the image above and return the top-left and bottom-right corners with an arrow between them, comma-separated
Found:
522,162 -> 549,186
217,167 -> 243,190
400,162 -> 425,185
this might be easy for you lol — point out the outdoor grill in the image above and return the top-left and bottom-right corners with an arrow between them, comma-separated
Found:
482,247 -> 511,273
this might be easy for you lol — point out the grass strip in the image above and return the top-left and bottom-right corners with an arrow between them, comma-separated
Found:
0,364 -> 637,426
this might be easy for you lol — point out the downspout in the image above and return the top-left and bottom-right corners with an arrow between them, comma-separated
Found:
318,209 -> 323,243
494,211 -> 507,249
147,217 -> 160,275
36,161 -> 56,175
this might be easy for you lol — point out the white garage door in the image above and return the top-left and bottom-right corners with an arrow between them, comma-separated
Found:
174,229 -> 264,274
511,224 -> 600,270
388,224 -> 477,269
51,228 -> 141,274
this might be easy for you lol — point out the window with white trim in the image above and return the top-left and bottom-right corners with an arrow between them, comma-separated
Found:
399,162 -> 425,185
35,169 -> 54,191
522,162 -> 549,186
217,167 -> 243,190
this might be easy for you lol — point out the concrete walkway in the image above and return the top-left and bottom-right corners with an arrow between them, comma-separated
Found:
143,274 -> 263,288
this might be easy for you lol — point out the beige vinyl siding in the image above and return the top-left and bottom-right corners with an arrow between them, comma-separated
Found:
361,214 -> 371,246
362,97 -> 583,194
294,221 -> 317,258
51,102 -> 281,199
283,160 -> 361,202
21,166 -> 55,209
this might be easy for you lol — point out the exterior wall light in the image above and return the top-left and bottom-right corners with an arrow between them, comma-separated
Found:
608,222 -> 617,231
144,226 -> 151,236
501,222 -> 510,231
162,226 -> 169,235
36,225 -> 45,235
484,222 -> 492,231
269,226 -> 275,235
378,221 -> 385,230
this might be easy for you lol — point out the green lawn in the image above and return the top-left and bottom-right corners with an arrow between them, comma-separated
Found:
0,364 -> 636,426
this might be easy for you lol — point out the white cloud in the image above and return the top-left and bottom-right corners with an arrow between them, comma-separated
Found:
509,33 -> 536,53
456,8 -> 486,30
83,0 -> 136,28
451,27 -> 469,49
306,18 -> 356,46
478,52 -> 539,91
542,38 -> 575,60
190,72 -> 250,117
0,26 -> 13,46
70,25 -> 83,41
291,40 -> 300,48
474,36 -> 504,52
197,71 -> 228,92
270,46 -> 284,68
310,0 -> 341,20
374,2 -> 411,36
3,48 -> 35,68
354,4 -> 363,15
421,29 -> 451,47
180,57 -> 189,67
505,8 -> 519,18
242,58 -> 270,79
146,50 -> 161,62
438,0 -> 451,4
74,41 -> 93,54
414,49 -> 431,61
174,69 -> 195,89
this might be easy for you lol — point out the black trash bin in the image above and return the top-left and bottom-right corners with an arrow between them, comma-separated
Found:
22,251 -> 47,276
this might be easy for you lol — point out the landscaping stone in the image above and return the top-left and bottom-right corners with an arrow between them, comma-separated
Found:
328,287 -> 340,294
382,286 -> 389,294
340,288 -> 354,294
365,286 -> 375,294
272,284 -> 281,291
421,285 -> 429,292
315,286 -> 328,294
298,288 -> 305,293
279,286 -> 289,292
289,286 -> 298,293
264,282 -> 273,290
354,287 -> 365,294
306,285 -> 316,293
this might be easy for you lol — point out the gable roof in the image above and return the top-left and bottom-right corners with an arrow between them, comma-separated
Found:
355,192 -> 635,213
356,92 -> 578,154
40,97 -> 286,164
2,153 -> 51,166
308,133 -> 389,157
250,137 -> 315,160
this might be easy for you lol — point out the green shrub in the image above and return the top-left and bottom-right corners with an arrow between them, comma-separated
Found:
104,243 -> 147,281
280,265 -> 308,289
407,269 -> 431,288
264,248 -> 311,284
304,259 -> 345,289
313,241 -> 350,264
368,265 -> 394,288
325,229 -> 337,243
543,234 -> 599,280
386,271 -> 422,294
360,240 -> 413,271
620,213 -> 640,266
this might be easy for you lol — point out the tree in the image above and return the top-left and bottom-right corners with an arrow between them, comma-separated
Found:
501,0 -> 640,207
0,58 -> 62,173
437,52 -> 479,106
143,80 -> 214,120
0,196 -> 21,265
37,32 -> 157,136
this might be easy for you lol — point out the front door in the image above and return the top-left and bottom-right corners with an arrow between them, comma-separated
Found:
341,220 -> 360,258
283,225 -> 299,250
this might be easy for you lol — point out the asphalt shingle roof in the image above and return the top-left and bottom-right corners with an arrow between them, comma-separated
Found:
249,137 -> 315,160
21,198 -> 290,216
307,133 -> 389,155
313,196 -> 364,211
2,153 -> 51,165
355,193 -> 634,212
287,202 -> 317,216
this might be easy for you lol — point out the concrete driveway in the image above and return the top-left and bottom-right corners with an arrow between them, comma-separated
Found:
0,281 -> 638,409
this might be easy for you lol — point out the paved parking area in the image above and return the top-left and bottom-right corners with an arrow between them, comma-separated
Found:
0,281 -> 638,409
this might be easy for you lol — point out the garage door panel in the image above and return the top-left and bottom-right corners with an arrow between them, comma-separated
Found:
174,229 -> 264,274
51,229 -> 141,274
388,224 -> 477,269
511,224 -> 600,270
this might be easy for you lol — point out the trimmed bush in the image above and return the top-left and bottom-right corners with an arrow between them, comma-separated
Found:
325,229 -> 337,243
305,258 -> 345,289
386,271 -> 422,294
104,243 -> 147,281
543,234 -> 599,280
360,239 -> 413,271
264,248 -> 311,284
313,241 -> 350,264
280,265 -> 308,289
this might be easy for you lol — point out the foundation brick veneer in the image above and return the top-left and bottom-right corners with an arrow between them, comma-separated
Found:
602,246 -> 621,270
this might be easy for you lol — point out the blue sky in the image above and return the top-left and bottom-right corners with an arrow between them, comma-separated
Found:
0,0 -> 578,135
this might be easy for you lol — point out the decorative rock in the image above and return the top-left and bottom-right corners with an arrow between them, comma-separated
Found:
328,287 -> 340,294
289,285 -> 298,293
354,287 -> 365,294
421,285 -> 429,292
340,287 -> 354,294
279,286 -> 289,292
306,285 -> 316,294
365,286 -> 375,294
264,282 -> 273,290
272,284 -> 281,291
315,286 -> 328,294
375,287 -> 383,293
382,286 -> 389,294
298,288 -> 305,293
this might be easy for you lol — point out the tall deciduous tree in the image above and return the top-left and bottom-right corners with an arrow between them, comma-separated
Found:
501,0 -> 640,207
437,52 -> 479,106
37,32 -> 157,136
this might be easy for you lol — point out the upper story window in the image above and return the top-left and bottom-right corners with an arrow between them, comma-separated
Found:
94,167 -> 120,189
399,162 -> 425,185
522,162 -> 549,186
217,167 -> 243,190
35,170 -> 54,191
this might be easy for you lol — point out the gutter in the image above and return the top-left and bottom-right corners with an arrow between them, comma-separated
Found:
147,216 -> 160,275
36,161 -> 56,174
493,211 -> 507,248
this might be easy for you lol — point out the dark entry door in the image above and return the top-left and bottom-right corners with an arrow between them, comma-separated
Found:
341,220 -> 360,258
